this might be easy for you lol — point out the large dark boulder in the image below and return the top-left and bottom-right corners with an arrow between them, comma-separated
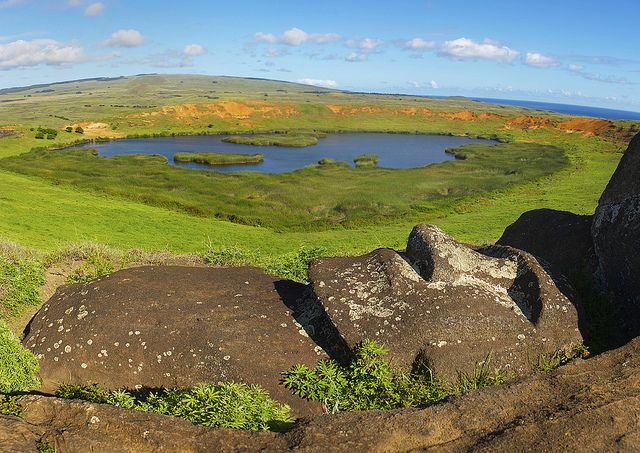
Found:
592,132 -> 640,340
23,266 -> 325,416
497,208 -> 594,286
303,224 -> 581,380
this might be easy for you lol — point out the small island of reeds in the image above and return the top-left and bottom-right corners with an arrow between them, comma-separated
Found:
173,152 -> 264,166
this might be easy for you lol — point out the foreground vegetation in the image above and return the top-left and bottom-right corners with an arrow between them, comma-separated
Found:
56,382 -> 293,431
173,152 -> 264,166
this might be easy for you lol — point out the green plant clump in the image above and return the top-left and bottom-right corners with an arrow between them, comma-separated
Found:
36,440 -> 56,453
56,382 -> 293,432
0,395 -> 23,417
283,339 -> 505,413
264,246 -> 327,283
535,343 -> 589,373
65,251 -> 116,284
0,256 -> 45,317
0,321 -> 40,393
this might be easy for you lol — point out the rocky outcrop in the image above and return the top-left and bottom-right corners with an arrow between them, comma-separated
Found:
304,224 -> 581,380
3,336 -> 639,452
23,266 -> 324,415
592,133 -> 640,340
497,208 -> 594,286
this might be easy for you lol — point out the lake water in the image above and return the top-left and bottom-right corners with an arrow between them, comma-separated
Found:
81,133 -> 496,173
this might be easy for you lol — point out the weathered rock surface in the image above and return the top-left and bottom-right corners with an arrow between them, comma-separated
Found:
304,224 -> 581,379
592,132 -> 640,340
23,266 -> 324,415
3,336 -> 639,452
497,208 -> 594,286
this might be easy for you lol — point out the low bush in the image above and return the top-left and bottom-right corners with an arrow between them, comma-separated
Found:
56,382 -> 293,431
282,339 -> 506,414
66,253 -> 115,283
0,321 -> 40,393
264,246 -> 327,283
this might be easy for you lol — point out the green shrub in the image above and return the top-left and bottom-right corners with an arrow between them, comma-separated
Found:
56,382 -> 292,432
65,252 -> 115,284
201,244 -> 257,267
282,339 -> 447,413
283,340 -> 507,414
0,256 -> 45,317
265,246 -> 327,283
0,321 -> 40,393
0,395 -> 23,416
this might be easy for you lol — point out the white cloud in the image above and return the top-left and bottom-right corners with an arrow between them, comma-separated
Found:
345,51 -> 367,62
347,38 -> 383,50
298,78 -> 337,88
0,39 -> 86,69
183,43 -> 206,56
68,0 -> 81,5
254,32 -> 278,44
401,38 -> 436,50
568,63 -> 584,72
255,28 -> 341,46
309,32 -> 341,43
281,27 -> 308,46
524,52 -> 559,68
440,37 -> 519,63
0,0 -> 24,9
430,79 -> 439,89
84,2 -> 104,16
101,29 -> 145,48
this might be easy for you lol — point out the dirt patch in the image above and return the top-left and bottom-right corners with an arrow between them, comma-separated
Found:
136,101 -> 299,123
66,122 -> 124,139
558,117 -> 613,136
443,110 -> 477,121
500,115 -> 557,130
0,126 -> 18,138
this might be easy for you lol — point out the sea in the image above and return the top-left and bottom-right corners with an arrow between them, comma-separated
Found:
470,98 -> 640,121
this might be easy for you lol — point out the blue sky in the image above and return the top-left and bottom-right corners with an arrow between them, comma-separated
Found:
1,0 -> 639,110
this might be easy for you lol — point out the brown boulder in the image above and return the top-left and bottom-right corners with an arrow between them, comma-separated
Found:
592,132 -> 640,340
304,224 -> 581,380
23,266 -> 325,415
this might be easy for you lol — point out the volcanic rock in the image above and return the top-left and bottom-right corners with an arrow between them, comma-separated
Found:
592,132 -> 640,340
23,266 -> 324,415
303,224 -> 581,380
